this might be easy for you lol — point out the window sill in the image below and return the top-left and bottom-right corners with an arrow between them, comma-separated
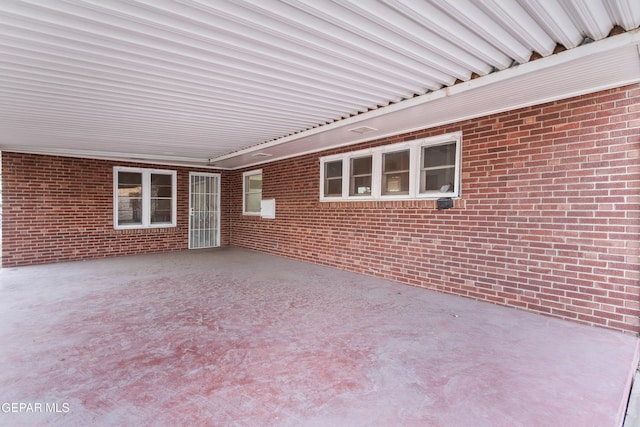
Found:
320,193 -> 458,203
114,224 -> 176,231
113,226 -> 179,234
319,197 -> 462,210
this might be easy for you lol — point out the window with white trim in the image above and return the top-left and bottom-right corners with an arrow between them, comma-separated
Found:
243,169 -> 262,215
420,142 -> 457,194
323,160 -> 342,197
349,156 -> 372,196
114,167 -> 176,229
382,149 -> 410,195
319,132 -> 461,201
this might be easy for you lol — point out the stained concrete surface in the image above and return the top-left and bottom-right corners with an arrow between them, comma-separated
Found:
0,247 -> 638,426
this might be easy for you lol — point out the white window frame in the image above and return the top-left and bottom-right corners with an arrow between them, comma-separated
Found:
323,159 -> 344,198
242,169 -> 263,216
349,155 -> 374,197
319,132 -> 462,202
113,166 -> 177,230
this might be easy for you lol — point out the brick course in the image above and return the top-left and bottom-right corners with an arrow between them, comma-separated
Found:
2,154 -> 229,266
230,84 -> 640,334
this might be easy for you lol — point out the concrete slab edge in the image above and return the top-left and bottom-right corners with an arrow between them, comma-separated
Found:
623,339 -> 640,427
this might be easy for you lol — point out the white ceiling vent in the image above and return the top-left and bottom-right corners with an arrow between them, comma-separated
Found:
252,152 -> 273,158
349,126 -> 378,134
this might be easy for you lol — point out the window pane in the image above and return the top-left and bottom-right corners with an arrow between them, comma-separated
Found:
423,143 -> 456,168
383,150 -> 410,172
150,173 -> 173,224
117,172 -> 142,225
382,150 -> 410,195
325,161 -> 342,178
244,172 -> 262,214
421,167 -> 455,193
324,161 -> 342,196
351,156 -> 372,175
151,199 -> 172,224
350,156 -> 372,196
118,172 -> 142,196
118,172 -> 141,186
382,172 -> 410,195
326,179 -> 342,196
246,192 -> 261,212
351,176 -> 371,196
247,174 -> 262,192
118,197 -> 142,224
151,174 -> 173,198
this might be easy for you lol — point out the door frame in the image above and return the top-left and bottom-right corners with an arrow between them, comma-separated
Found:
188,172 -> 221,249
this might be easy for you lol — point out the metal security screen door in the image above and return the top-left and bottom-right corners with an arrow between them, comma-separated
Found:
189,173 -> 220,249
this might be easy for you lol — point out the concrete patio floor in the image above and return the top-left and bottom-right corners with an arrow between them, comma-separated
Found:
0,247 -> 638,426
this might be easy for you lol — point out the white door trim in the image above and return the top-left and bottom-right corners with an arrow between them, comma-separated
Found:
188,172 -> 221,249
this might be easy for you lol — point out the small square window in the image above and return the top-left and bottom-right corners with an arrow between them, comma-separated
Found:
350,156 -> 372,196
324,160 -> 343,197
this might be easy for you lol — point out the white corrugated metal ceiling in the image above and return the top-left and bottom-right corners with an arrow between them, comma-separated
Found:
0,0 -> 639,169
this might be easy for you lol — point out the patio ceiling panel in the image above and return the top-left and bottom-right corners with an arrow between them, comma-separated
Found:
336,0 -> 492,80
606,0 -> 640,30
0,0 -> 638,168
390,0 -> 513,71
519,0 -> 584,50
570,0 -> 618,40
478,0 -> 557,56
430,0 -> 535,64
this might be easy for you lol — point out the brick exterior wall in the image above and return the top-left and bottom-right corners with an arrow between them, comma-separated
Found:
2,154 -> 229,267
230,84 -> 640,333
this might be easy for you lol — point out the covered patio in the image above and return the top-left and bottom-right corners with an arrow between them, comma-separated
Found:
1,248 -> 637,426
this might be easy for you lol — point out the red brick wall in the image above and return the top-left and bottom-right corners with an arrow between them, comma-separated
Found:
230,84 -> 640,333
2,154 -> 229,267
